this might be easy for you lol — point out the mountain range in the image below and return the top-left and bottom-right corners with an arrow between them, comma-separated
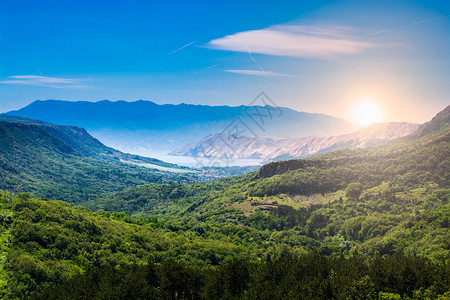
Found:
171,122 -> 420,161
4,99 -> 361,154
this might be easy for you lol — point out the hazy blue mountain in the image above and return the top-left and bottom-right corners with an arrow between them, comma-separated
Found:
5,99 -> 361,153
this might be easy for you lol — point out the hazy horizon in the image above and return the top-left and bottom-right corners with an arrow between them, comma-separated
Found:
1,0 -> 449,124
1,98 -> 412,124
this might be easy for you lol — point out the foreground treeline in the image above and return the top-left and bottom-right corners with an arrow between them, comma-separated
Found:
33,254 -> 450,299
1,192 -> 449,299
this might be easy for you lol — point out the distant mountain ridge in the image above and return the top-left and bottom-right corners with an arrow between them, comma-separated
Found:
5,99 -> 361,153
171,122 -> 420,161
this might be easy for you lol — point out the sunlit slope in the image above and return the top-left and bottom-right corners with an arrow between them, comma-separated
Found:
0,192 -> 256,297
94,105 -> 449,218
88,106 -> 450,261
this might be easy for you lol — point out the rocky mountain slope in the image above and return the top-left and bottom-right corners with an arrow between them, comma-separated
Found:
171,122 -> 420,161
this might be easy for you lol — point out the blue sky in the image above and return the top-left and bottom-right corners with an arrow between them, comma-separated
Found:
0,0 -> 449,123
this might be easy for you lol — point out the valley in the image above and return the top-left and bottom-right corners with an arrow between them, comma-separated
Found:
2,1 -> 449,298
0,103 -> 449,298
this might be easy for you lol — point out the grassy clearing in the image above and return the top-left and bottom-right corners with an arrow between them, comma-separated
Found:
231,191 -> 345,216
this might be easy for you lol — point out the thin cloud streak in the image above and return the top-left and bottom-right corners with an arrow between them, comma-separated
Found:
364,15 -> 450,37
170,40 -> 197,54
208,24 -> 374,59
0,75 -> 89,89
225,69 -> 290,77
228,35 -> 266,72
191,63 -> 220,75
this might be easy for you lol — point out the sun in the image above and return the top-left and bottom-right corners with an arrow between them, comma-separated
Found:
349,98 -> 381,126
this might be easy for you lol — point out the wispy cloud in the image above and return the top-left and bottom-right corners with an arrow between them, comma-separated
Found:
0,75 -> 89,89
208,24 -> 374,59
225,69 -> 290,77
191,63 -> 220,75
170,40 -> 197,54
364,15 -> 450,37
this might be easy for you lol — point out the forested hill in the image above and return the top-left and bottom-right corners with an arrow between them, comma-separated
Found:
407,104 -> 450,139
89,105 -> 450,219
1,192 -> 448,298
0,115 -> 181,168
85,105 -> 449,263
0,119 -> 188,203
258,104 -> 450,178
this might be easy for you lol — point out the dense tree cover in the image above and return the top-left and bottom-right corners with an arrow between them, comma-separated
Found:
1,192 -> 449,299
0,121 -> 180,203
84,172 -> 256,216
0,193 -> 265,298
32,254 -> 450,300
249,130 -> 449,197
90,130 -> 449,217
85,131 -> 449,262
0,120 -> 259,203
0,115 -> 183,169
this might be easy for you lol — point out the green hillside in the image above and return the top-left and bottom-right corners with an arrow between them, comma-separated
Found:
0,192 -> 254,298
0,114 -> 186,168
1,192 -> 449,299
85,108 -> 450,262
0,121 -> 178,203
0,116 -> 258,202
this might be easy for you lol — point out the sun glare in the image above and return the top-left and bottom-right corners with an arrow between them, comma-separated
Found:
349,98 -> 381,126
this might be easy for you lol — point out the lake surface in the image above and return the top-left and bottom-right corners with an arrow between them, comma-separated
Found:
113,148 -> 264,168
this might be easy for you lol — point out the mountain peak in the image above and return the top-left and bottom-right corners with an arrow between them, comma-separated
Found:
435,104 -> 450,119
408,104 -> 450,139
